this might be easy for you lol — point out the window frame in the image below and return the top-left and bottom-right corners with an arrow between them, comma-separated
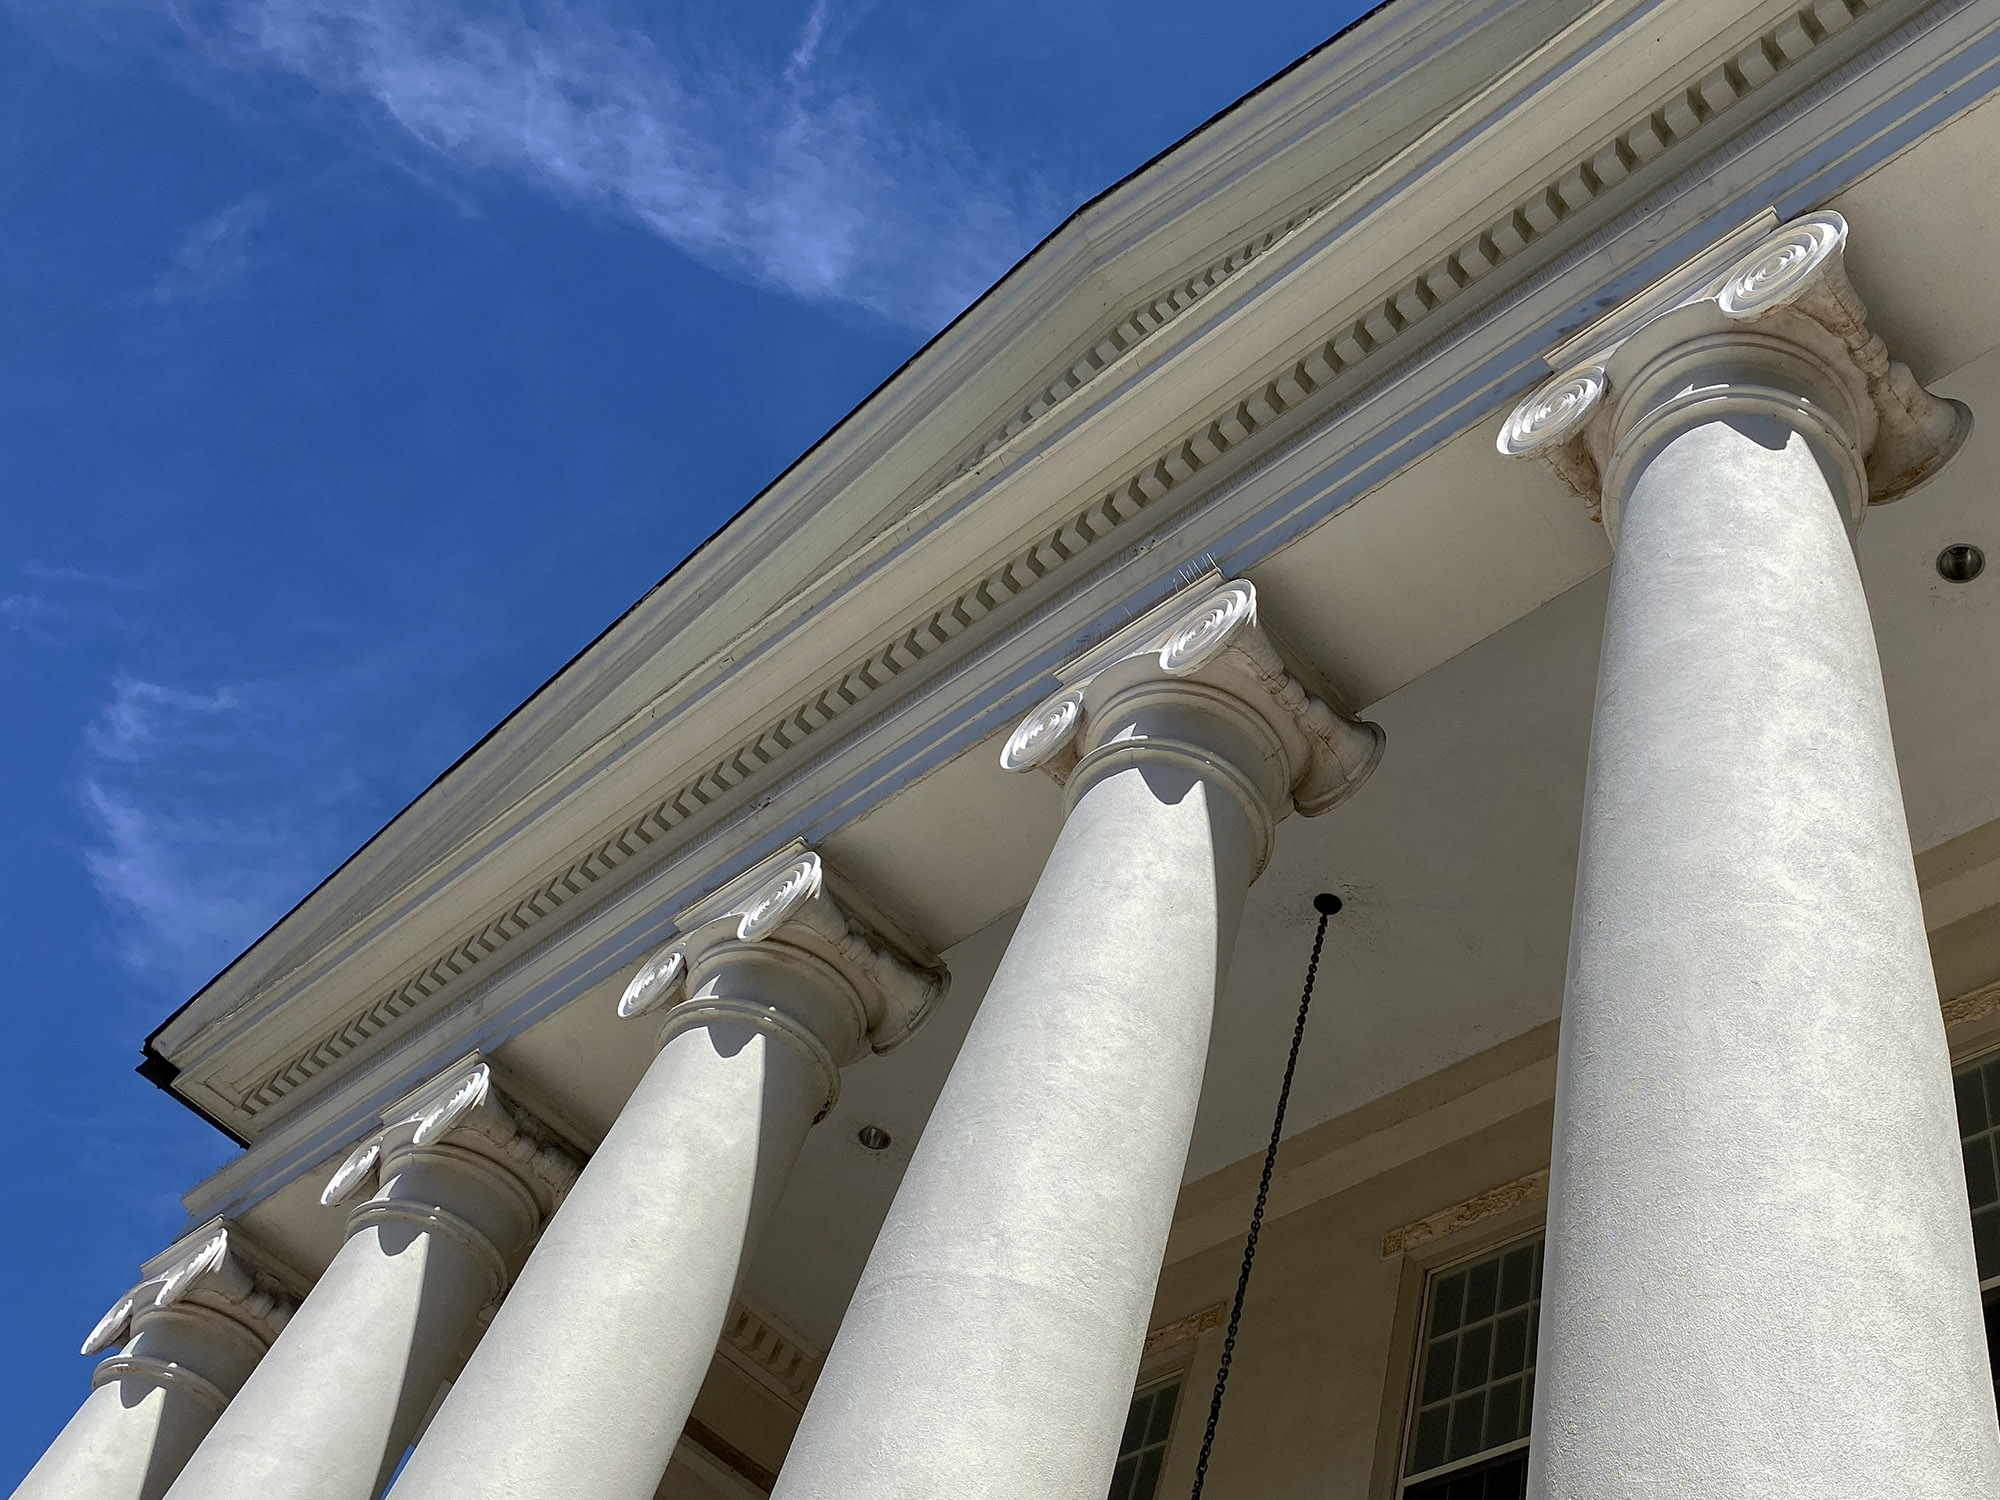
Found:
1950,1039 -> 2000,1421
1957,1042 -> 2000,1292
1108,1372 -> 1189,1500
1111,1315 -> 1214,1500
1392,1229 -> 1546,1498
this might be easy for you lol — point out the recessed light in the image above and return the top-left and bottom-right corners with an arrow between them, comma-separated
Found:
856,1125 -> 892,1151
1937,543 -> 1985,583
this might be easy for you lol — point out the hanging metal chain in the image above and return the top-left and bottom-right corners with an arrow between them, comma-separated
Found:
1187,892 -> 1341,1500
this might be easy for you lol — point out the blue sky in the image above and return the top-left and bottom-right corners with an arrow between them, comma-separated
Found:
0,0 -> 1366,1478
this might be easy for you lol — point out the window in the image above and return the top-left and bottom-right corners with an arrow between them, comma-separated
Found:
1404,1449 -> 1528,1500
1956,1055 -> 2000,1283
1388,1053 -> 2000,1497
1953,1053 -> 2000,1411
1986,1301 -> 2000,1417
1107,1379 -> 1180,1500
1399,1236 -> 1542,1499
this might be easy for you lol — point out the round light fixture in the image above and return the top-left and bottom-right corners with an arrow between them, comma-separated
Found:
856,1125 -> 892,1152
1938,543 -> 1986,583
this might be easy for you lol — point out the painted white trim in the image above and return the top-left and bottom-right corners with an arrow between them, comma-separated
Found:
179,0 -> 2000,1224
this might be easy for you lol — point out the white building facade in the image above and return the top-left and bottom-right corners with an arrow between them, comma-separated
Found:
18,1 -> 2000,1496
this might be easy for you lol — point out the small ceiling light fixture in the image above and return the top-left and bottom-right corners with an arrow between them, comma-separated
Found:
856,1124 -> 892,1152
1937,543 -> 1986,583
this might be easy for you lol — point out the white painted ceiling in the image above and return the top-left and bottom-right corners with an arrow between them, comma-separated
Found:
543,336 -> 2000,1351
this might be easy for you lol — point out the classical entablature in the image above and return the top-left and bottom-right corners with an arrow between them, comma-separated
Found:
144,0 -> 1998,1177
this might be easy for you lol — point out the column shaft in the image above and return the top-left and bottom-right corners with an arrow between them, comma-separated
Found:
774,748 -> 1259,1499
1531,413 -> 2000,1496
386,1016 -> 822,1500
163,1150 -> 532,1500
11,1305 -> 264,1500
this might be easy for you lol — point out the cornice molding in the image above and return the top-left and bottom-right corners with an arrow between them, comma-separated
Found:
679,1421 -> 779,1498
173,0 -> 2000,1230
1945,975 -> 2000,1031
951,217 -> 1322,485
1380,1170 -> 1552,1258
1142,1301 -> 1226,1358
717,1298 -> 824,1410
145,0 -> 1533,1075
159,0 -> 1990,1151
948,0 -> 1893,509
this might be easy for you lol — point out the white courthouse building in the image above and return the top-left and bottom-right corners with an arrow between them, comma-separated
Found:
22,0 -> 2000,1496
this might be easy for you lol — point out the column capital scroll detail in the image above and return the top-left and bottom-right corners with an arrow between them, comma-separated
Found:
616,844 -> 949,1105
1001,576 -> 1383,841
81,1218 -> 297,1358
1500,210 -> 1970,532
319,1058 -> 582,1218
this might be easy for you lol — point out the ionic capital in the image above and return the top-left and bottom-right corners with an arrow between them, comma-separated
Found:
616,845 -> 948,1111
1499,210 -> 1970,537
1000,577 -> 1382,869
81,1218 -> 297,1359
320,1058 -> 581,1223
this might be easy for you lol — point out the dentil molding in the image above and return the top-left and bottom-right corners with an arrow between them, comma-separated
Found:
947,0 -> 1900,498
1946,975 -> 2000,1032
191,0 -> 1918,1135
718,1298 -> 825,1410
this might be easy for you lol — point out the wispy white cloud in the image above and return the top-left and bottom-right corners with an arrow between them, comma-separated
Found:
20,560 -> 151,588
785,0 -> 833,86
84,678 -> 238,762
3,561 -> 153,645
80,778 -> 296,989
76,677 -> 331,993
150,0 -> 1063,327
152,193 -> 270,302
2,591 -> 65,643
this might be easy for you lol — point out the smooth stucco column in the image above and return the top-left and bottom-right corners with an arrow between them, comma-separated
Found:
11,1223 -> 293,1500
387,847 -> 945,1500
773,579 -> 1382,1500
1500,211 -> 2000,1496
162,1061 -> 576,1500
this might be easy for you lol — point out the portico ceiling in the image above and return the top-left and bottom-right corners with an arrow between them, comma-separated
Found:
214,316 -> 2000,1352
755,339 -> 2000,1348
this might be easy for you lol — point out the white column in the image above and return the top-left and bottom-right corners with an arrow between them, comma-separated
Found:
387,846 -> 946,1500
162,1060 -> 577,1500
11,1223 -> 293,1500
1501,211 -> 2000,1496
772,580 -> 1382,1500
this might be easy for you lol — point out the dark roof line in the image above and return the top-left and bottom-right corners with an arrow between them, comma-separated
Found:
142,1 -> 1396,1140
